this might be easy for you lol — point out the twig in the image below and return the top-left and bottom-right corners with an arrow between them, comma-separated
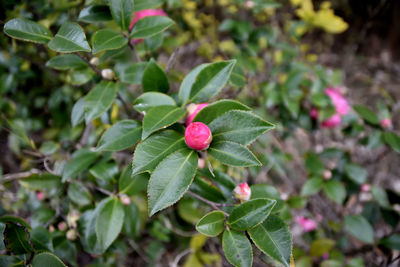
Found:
187,191 -> 230,216
75,52 -> 102,76
43,157 -> 57,175
94,186 -> 113,196
128,239 -> 150,263
117,93 -> 134,118
170,248 -> 193,267
163,218 -> 197,237
165,48 -> 180,74
127,41 -> 141,62
2,169 -> 41,182
79,123 -> 93,146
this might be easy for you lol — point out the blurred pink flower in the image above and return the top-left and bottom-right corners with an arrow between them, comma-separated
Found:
36,191 -> 45,201
129,9 -> 167,44
361,183 -> 371,192
233,183 -> 251,201
380,118 -> 392,129
296,216 -> 317,232
322,253 -> 329,260
321,113 -> 341,128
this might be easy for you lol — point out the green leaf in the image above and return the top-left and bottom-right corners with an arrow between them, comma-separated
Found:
32,252 -> 67,267
71,97 -> 85,126
3,18 -> 52,44
68,67 -> 94,85
78,5 -> 112,23
209,141 -> 261,167
95,197 -> 125,252
191,176 -> 227,203
62,149 -> 98,182
301,177 -> 323,196
31,226 -> 53,251
134,92 -> 176,112
222,228 -> 253,267
189,60 -> 236,103
89,162 -> 119,185
310,238 -> 335,257
148,149 -> 198,216
209,110 -> 274,146
305,152 -> 324,176
383,132 -> 400,153
130,16 -> 174,39
196,211 -> 225,237
119,165 -> 149,195
67,182 -> 92,206
46,54 -> 87,70
123,202 -> 141,238
353,105 -> 379,125
142,106 -> 185,139
19,173 -> 61,192
371,186 -> 390,208
250,184 -> 284,212
193,99 -> 251,125
109,0 -> 134,31
3,223 -> 32,255
97,120 -> 142,151
0,216 -> 31,230
248,214 -> 292,267
119,62 -> 147,84
48,22 -> 91,53
380,234 -> 400,250
92,29 -> 127,54
344,215 -> 374,244
84,81 -> 118,123
344,163 -> 367,184
133,0 -> 164,11
179,63 -> 209,104
142,59 -> 169,93
131,130 -> 186,175
323,180 -> 346,204
228,198 -> 276,230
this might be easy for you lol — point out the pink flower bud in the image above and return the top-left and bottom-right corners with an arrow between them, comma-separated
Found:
36,191 -> 45,201
120,194 -> 131,206
325,87 -> 350,116
58,222 -> 67,231
245,1 -> 254,8
323,170 -> 332,180
197,158 -> 205,169
380,118 -> 392,129
129,9 -> 168,44
296,216 -> 317,232
361,183 -> 371,192
185,122 -> 212,150
310,108 -> 318,119
233,183 -> 251,201
321,113 -> 341,128
185,103 -> 208,126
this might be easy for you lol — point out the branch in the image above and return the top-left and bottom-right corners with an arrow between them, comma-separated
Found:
127,40 -> 141,62
2,169 -> 41,182
75,52 -> 102,76
187,190 -> 231,216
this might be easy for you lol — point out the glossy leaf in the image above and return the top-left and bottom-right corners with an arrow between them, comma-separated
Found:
209,110 -> 274,145
3,223 -> 32,254
222,228 -> 253,267
46,54 -> 87,70
62,149 -> 98,182
301,177 -> 323,196
0,216 -> 31,230
228,198 -> 276,230
19,173 -> 61,192
131,130 -> 186,175
353,105 -> 379,125
48,22 -> 91,53
344,163 -> 367,184
71,97 -> 85,126
344,215 -> 374,244
179,63 -> 209,104
189,60 -> 236,103
323,180 -> 346,204
142,59 -> 169,93
193,99 -> 250,125
32,252 -> 67,267
123,202 -> 141,238
310,238 -> 335,257
209,141 -> 261,167
134,92 -> 176,112
78,5 -> 112,23
119,62 -> 147,84
31,226 -> 53,251
4,18 -> 52,44
92,29 -> 127,54
250,184 -> 284,212
119,165 -> 149,196
84,81 -> 118,123
196,211 -> 225,237
380,234 -> 400,250
371,186 -> 390,208
134,0 -> 164,11
67,183 -> 92,206
97,120 -> 142,151
130,16 -> 174,39
142,105 -> 185,139
109,0 -> 134,31
383,132 -> 400,153
248,214 -> 292,267
148,149 -> 198,216
95,197 -> 125,252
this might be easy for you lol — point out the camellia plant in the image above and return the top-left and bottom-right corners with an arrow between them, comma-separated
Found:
0,1 -> 294,266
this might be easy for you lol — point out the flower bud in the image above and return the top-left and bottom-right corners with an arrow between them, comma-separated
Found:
49,225 -> 55,232
361,183 -> 371,192
323,170 -> 332,180
185,103 -> 208,125
197,158 -> 205,169
67,210 -> 80,228
245,0 -> 254,8
58,221 -> 67,231
296,216 -> 317,232
120,194 -> 131,206
66,229 -> 77,241
101,69 -> 115,80
185,122 -> 212,150
380,118 -> 392,129
36,191 -> 45,201
90,57 -> 99,65
233,183 -> 251,201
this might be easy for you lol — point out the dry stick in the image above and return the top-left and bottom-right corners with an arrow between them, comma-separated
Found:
187,191 -> 230,216
2,169 -> 42,182
165,48 -> 180,74
170,248 -> 193,267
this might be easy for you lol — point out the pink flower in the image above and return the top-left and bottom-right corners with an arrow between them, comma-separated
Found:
361,183 -> 371,192
36,191 -> 45,201
233,183 -> 251,201
129,9 -> 167,44
321,113 -> 341,128
296,216 -> 317,232
185,122 -> 212,150
310,108 -> 318,119
380,118 -> 392,129
185,103 -> 208,126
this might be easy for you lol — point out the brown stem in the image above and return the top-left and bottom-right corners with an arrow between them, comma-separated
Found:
187,190 -> 231,216
127,40 -> 141,62
75,52 -> 102,76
